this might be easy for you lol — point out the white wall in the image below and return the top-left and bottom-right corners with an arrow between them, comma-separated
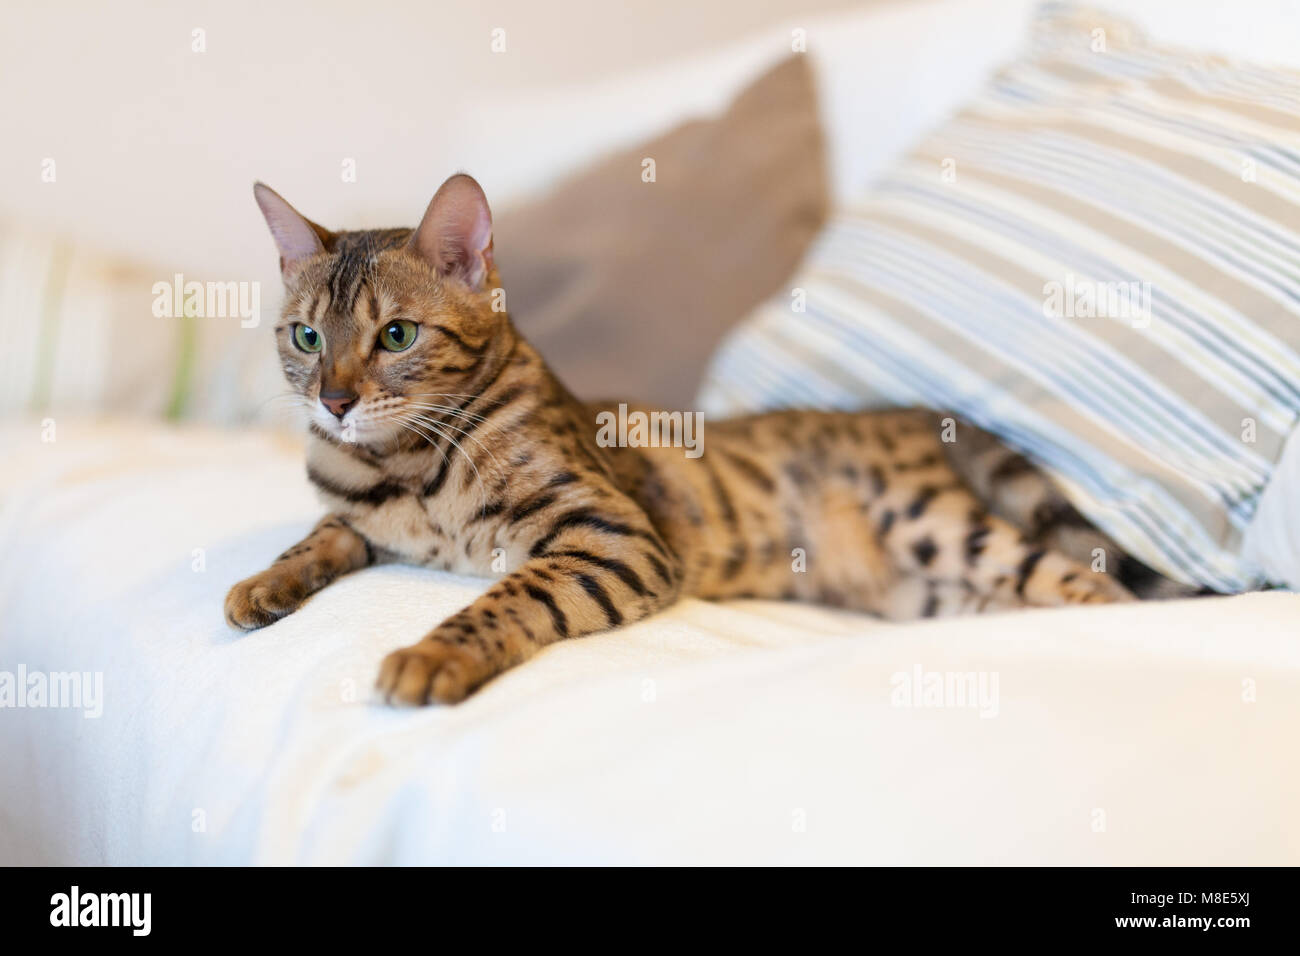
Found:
3,0 -> 1295,287
0,0 -> 868,282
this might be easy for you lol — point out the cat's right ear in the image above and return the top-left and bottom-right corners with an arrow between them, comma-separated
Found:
253,183 -> 331,281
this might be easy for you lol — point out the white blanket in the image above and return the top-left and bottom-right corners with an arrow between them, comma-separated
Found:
1,419 -> 1297,865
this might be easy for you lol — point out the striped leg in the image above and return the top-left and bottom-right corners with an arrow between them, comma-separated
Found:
377,546 -> 682,705
875,478 -> 1134,616
878,575 -> 1030,620
224,515 -> 372,630
924,513 -> 1134,610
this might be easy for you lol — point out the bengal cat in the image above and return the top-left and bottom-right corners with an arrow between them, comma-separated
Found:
226,174 -> 1188,706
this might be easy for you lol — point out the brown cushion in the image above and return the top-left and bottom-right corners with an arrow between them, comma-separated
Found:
494,54 -> 828,409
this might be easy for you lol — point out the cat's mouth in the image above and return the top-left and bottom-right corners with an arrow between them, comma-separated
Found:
309,402 -> 400,446
310,395 -> 454,451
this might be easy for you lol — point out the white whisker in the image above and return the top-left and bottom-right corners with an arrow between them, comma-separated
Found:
390,410 -> 491,519
398,401 -> 493,424
403,409 -> 507,487
402,392 -> 513,411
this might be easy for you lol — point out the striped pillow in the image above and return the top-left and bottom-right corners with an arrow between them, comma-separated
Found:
698,3 -> 1300,592
0,219 -> 283,425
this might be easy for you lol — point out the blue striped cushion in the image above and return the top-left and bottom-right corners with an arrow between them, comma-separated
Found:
698,3 -> 1300,591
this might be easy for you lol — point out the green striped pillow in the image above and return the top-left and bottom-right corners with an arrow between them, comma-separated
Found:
0,220 -> 282,424
699,3 -> 1300,591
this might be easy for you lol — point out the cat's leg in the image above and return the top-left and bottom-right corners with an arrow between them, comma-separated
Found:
977,525 -> 1135,608
377,540 -> 682,705
937,416 -> 1198,599
878,575 -> 1028,620
876,485 -> 1133,615
225,515 -> 373,630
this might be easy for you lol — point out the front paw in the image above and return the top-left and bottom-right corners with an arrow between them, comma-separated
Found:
224,571 -> 311,630
376,638 -> 494,706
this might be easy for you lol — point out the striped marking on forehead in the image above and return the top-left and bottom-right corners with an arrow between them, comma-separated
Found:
326,228 -> 411,315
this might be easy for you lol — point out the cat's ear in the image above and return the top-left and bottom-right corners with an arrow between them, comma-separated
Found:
253,183 -> 331,281
407,173 -> 494,291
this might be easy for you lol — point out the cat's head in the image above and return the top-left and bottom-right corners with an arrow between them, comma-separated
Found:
255,173 -> 513,447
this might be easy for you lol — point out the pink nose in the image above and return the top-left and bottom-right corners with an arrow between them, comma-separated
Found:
320,389 -> 358,419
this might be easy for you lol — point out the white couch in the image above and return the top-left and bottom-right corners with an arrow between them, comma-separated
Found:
2,421 -> 1298,865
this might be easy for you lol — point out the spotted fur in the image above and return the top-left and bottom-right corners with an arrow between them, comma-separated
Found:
226,175 -> 1177,706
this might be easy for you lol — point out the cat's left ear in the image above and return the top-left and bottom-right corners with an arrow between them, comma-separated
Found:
407,173 -> 494,291
253,182 -> 332,282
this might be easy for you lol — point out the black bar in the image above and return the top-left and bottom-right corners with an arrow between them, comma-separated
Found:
0,866 -> 1284,943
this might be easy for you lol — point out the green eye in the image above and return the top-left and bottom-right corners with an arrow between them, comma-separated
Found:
379,320 -> 418,352
292,324 -> 323,353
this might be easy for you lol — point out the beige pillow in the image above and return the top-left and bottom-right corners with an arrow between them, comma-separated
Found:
495,54 -> 828,409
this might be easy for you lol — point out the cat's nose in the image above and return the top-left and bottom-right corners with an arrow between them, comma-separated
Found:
320,389 -> 358,419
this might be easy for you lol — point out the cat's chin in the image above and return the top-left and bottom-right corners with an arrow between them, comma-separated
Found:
308,413 -> 402,450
